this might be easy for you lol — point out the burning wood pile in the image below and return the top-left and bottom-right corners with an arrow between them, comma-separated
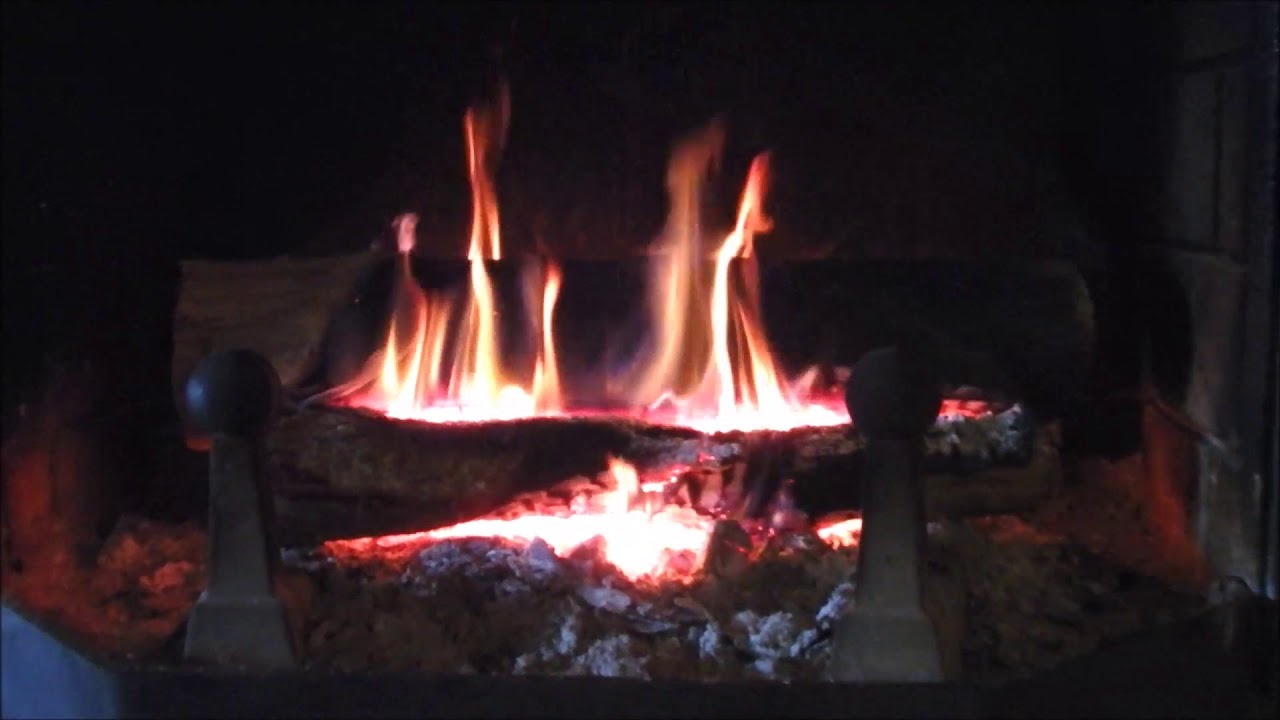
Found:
173,81 -> 1076,546
287,458 -> 868,681
1,78 -> 1209,687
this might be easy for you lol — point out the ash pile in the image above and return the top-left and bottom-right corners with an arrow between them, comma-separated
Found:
284,516 -> 1205,683
287,521 -> 859,682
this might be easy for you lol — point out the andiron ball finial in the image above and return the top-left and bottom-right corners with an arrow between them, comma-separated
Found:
845,346 -> 941,439
185,349 -> 281,436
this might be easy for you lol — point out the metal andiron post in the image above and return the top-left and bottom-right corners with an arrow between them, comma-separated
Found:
830,346 -> 945,682
181,349 -> 296,670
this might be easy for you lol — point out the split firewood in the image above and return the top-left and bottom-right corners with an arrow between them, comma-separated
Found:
172,252 -> 382,433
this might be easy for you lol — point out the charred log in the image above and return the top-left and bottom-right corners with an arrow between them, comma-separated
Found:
264,405 -> 1057,546
265,406 -> 708,545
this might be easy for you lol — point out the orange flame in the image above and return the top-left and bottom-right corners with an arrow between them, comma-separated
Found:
450,91 -> 510,411
323,456 -> 869,580
377,215 -> 454,416
352,82 -> 566,422
626,122 -> 724,404
531,262 -> 563,413
625,123 -> 847,432
325,457 -> 715,581
815,517 -> 864,549
355,118 -> 847,430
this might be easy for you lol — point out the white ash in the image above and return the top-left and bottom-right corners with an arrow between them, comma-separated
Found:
727,610 -> 816,678
793,404 -> 1031,469
577,584 -> 632,613
627,437 -> 742,471
816,581 -> 857,627
288,508 -> 1204,683
292,524 -> 862,682
924,404 -> 1030,460
694,622 -> 730,662
569,635 -> 651,679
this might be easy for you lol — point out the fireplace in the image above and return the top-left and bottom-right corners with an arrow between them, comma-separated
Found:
3,2 -> 1276,717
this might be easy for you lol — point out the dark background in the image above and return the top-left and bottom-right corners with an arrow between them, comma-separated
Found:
3,1 -> 1141,414
2,1 -> 1112,261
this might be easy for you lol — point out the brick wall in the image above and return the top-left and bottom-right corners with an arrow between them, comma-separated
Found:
1117,1 -> 1277,595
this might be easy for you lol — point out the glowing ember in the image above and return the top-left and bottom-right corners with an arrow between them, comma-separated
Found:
322,457 -> 868,581
325,458 -> 715,581
815,517 -> 864,549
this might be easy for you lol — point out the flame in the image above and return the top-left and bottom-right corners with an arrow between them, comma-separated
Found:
624,123 -> 847,432
351,82 -> 566,422
343,97 -> 977,433
815,516 -> 864,549
322,457 -> 870,580
626,122 -> 724,404
377,215 -> 454,416
531,262 -> 563,413
324,457 -> 715,581
450,95 -> 510,411
319,96 -> 999,580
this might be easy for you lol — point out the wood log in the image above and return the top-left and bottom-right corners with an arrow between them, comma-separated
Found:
265,406 -> 717,545
174,253 -> 1076,543
264,405 -> 1059,546
172,252 -> 382,432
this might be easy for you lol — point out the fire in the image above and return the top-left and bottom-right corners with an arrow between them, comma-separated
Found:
322,456 -> 865,580
530,263 -> 563,413
325,457 -> 716,581
815,517 -> 864,549
315,87 -> 999,582
341,89 -> 992,434
352,82 -> 565,422
348,93 -> 846,431
622,122 -> 847,433
377,215 -> 454,416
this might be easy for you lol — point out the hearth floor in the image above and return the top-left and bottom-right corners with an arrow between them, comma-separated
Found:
1,451 -> 1207,683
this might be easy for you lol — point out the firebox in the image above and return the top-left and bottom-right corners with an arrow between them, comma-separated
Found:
2,2 -> 1276,718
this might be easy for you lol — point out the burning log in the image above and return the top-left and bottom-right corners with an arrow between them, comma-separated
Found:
264,403 -> 1058,546
172,254 -> 1093,424
176,248 -> 1077,546
266,406 -> 706,546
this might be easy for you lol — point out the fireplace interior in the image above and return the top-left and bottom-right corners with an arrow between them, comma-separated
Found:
2,2 -> 1277,718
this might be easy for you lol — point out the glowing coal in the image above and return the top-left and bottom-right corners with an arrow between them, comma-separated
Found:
324,458 -> 713,581
322,457 -> 867,582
